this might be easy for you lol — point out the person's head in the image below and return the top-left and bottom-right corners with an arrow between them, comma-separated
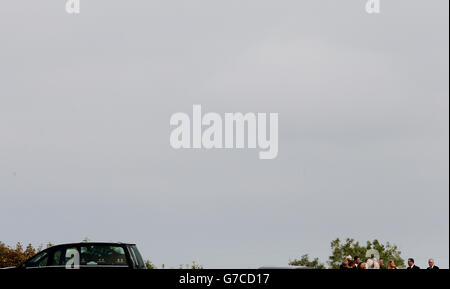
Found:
349,260 -> 355,268
354,256 -> 361,264
359,262 -> 367,269
387,259 -> 396,269
428,259 -> 435,267
342,259 -> 349,267
408,258 -> 415,267
379,258 -> 384,265
372,259 -> 380,269
346,255 -> 353,261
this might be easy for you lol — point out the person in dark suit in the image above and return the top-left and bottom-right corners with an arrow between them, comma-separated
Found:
406,258 -> 420,270
354,256 -> 361,269
427,259 -> 439,270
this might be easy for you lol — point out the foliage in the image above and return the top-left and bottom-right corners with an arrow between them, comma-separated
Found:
145,260 -> 158,269
0,242 -> 41,268
190,261 -> 204,269
179,261 -> 204,269
289,238 -> 405,269
327,238 -> 405,269
145,260 -> 204,269
289,254 -> 326,269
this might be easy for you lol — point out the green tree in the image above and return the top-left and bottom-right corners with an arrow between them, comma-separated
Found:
178,261 -> 204,269
145,260 -> 158,269
189,261 -> 204,269
289,254 -> 326,269
366,239 -> 404,268
327,238 -> 405,269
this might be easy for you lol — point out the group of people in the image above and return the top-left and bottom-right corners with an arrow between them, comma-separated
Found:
340,256 -> 440,270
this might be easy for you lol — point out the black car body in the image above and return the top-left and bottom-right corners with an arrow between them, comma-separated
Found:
15,242 -> 146,269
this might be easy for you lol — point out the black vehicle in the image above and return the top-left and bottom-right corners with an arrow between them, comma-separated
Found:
14,242 -> 146,269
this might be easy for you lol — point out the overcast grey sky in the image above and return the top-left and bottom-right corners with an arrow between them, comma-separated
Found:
0,0 -> 448,268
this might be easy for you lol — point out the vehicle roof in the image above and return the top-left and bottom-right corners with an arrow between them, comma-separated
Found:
46,242 -> 136,248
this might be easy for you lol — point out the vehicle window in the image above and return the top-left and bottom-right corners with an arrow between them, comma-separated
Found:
25,251 -> 49,268
80,245 -> 128,266
129,245 -> 145,269
52,249 -> 62,266
50,247 -> 78,266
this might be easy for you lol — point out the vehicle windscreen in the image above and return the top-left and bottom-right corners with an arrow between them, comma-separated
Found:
129,245 -> 146,269
80,245 -> 128,267
24,251 -> 49,268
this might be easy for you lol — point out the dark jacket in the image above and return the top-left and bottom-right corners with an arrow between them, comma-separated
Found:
406,265 -> 421,270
